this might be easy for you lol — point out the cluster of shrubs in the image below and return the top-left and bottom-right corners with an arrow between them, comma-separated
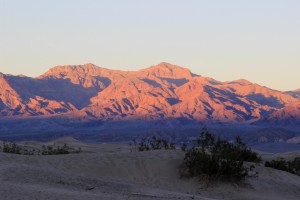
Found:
265,157 -> 300,176
181,128 -> 261,182
0,142 -> 81,155
1,142 -> 22,154
41,144 -> 81,155
130,136 -> 176,151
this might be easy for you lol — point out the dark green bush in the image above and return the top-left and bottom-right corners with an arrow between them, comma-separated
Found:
130,136 -> 176,152
180,142 -> 187,152
2,142 -> 21,154
291,157 -> 300,175
1,141 -> 81,156
265,157 -> 300,176
182,129 -> 260,182
41,144 -> 72,155
211,136 -> 262,163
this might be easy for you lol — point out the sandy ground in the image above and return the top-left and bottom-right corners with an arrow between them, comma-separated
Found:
0,137 -> 299,200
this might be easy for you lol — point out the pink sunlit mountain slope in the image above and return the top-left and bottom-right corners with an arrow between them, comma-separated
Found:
286,89 -> 300,99
0,63 -> 300,126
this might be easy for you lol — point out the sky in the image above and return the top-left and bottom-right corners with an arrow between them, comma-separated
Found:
0,0 -> 299,91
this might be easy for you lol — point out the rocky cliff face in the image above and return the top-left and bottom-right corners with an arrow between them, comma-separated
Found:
1,63 -> 299,126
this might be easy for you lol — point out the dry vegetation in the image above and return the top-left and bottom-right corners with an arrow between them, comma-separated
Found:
265,157 -> 300,176
0,142 -> 81,155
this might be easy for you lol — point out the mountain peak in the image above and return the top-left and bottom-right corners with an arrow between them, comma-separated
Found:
153,62 -> 188,71
39,63 -> 102,78
51,63 -> 99,71
229,79 -> 252,85
294,88 -> 300,92
141,62 -> 194,79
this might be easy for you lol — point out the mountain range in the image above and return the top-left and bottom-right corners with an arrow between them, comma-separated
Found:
1,62 -> 300,127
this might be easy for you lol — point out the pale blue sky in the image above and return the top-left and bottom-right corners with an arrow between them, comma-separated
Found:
0,0 -> 299,91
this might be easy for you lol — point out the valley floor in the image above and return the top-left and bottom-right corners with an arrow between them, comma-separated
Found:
0,137 -> 300,200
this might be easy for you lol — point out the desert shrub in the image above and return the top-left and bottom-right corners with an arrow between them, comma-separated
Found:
41,144 -> 72,155
1,142 -> 37,155
138,137 -> 150,151
0,141 -> 81,156
265,157 -> 300,176
130,136 -> 176,152
22,148 -> 35,155
181,128 -> 260,182
265,158 -> 290,172
74,147 -> 82,154
170,143 -> 176,150
40,144 -> 82,155
180,142 -> 187,152
290,157 -> 300,175
129,139 -> 138,152
2,142 -> 21,154
211,136 -> 262,163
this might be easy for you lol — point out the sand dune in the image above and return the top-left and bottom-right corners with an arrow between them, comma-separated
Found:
0,138 -> 300,200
